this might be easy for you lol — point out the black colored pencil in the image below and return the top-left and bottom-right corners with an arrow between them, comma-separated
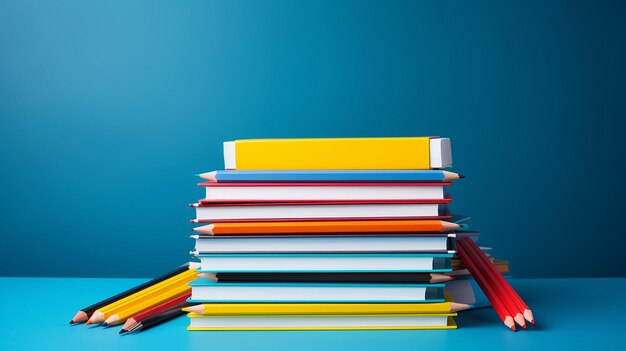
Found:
123,306 -> 186,334
69,263 -> 191,325
214,272 -> 453,284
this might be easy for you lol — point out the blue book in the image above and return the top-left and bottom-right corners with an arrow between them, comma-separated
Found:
198,170 -> 462,183
188,278 -> 445,302
193,253 -> 453,273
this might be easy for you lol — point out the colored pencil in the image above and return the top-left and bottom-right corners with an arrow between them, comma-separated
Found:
197,170 -> 464,183
183,301 -> 472,316
119,292 -> 191,334
69,263 -> 193,325
460,238 -> 534,324
125,306 -> 186,334
87,268 -> 197,325
455,240 -> 517,331
101,274 -> 194,326
192,219 -> 460,235
457,239 -> 526,328
202,272 -> 454,284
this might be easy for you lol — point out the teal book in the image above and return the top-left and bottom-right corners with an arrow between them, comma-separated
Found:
188,278 -> 445,303
194,253 -> 453,273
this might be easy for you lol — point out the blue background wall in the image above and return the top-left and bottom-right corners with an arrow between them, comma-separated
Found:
1,0 -> 625,278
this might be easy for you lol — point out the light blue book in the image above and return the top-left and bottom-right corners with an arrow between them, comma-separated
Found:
198,170 -> 462,183
193,253 -> 453,273
188,278 -> 445,303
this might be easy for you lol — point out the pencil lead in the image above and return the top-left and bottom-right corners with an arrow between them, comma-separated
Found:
119,329 -> 128,335
69,320 -> 74,325
458,174 -> 465,179
101,322 -> 109,328
85,321 -> 92,325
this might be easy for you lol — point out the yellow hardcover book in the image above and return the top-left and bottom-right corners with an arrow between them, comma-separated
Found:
187,313 -> 457,331
183,302 -> 459,315
223,137 -> 452,170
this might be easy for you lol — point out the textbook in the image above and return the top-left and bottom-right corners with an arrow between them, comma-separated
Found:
199,170 -> 462,183
189,234 -> 455,254
223,137 -> 452,170
192,201 -> 451,222
187,313 -> 457,330
200,182 -> 450,201
193,253 -> 453,272
188,279 -> 445,302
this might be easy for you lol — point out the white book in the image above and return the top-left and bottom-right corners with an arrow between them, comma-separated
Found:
201,183 -> 447,201
192,202 -> 448,221
190,235 -> 453,254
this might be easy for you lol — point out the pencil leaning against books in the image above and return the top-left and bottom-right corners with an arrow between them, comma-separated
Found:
455,238 -> 534,330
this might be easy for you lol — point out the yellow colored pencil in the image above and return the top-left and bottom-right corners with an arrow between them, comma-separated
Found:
87,268 -> 196,324
183,301 -> 472,315
103,283 -> 191,326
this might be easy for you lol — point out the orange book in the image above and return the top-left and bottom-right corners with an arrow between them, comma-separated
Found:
192,220 -> 459,235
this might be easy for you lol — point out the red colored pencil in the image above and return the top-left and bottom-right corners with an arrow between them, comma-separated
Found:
460,237 -> 535,324
455,241 -> 516,331
457,240 -> 526,328
119,292 -> 191,334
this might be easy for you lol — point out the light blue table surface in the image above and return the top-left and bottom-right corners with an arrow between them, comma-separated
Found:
0,277 -> 623,351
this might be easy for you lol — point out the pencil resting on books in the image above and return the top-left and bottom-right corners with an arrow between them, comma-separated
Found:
198,170 -> 463,183
192,220 -> 460,235
459,238 -> 534,324
87,266 -> 197,325
120,293 -> 192,334
183,300 -> 472,315
69,262 -> 195,325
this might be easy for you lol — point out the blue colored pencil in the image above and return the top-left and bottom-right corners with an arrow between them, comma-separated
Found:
197,170 -> 463,183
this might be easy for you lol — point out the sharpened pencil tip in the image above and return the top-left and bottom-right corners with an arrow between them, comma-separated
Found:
530,319 -> 535,324
101,322 -> 109,328
85,321 -> 92,325
458,174 -> 465,178
119,329 -> 127,335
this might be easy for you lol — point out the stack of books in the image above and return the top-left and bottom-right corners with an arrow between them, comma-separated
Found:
187,137 -> 479,330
